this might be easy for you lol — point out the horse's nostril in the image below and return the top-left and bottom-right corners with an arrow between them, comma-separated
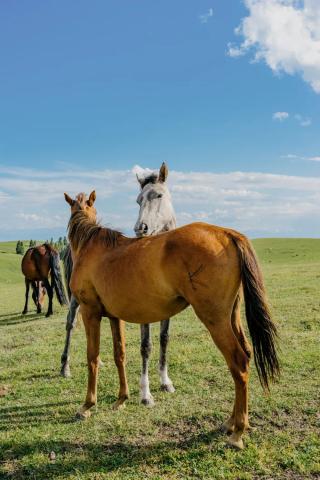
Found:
134,223 -> 148,236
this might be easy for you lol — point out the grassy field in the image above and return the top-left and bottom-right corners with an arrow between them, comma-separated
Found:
0,239 -> 319,479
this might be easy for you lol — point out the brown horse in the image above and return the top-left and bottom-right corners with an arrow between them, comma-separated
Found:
64,191 -> 280,449
21,244 -> 68,317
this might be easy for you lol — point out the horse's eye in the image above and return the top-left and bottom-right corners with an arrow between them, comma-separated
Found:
157,194 -> 163,199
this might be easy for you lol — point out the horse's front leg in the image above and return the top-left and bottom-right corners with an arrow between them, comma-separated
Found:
140,323 -> 154,406
61,295 -> 79,377
109,318 -> 129,410
76,306 -> 101,420
22,279 -> 30,314
159,319 -> 175,393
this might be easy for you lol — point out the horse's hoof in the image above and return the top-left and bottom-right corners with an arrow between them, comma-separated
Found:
60,366 -> 71,378
45,312 -> 52,318
161,382 -> 175,393
112,399 -> 126,411
227,433 -> 244,450
99,359 -> 104,367
141,396 -> 155,407
75,409 -> 91,420
22,310 -> 27,315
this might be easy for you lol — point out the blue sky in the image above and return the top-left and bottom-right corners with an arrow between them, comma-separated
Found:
0,0 -> 319,239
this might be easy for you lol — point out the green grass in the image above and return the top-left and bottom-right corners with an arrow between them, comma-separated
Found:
0,239 -> 319,479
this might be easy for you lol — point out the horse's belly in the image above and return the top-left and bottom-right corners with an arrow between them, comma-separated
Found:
102,291 -> 188,324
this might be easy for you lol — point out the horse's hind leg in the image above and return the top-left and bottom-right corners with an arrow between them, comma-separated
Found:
159,319 -> 175,393
43,278 -> 53,317
109,318 -> 129,410
31,281 -> 42,313
222,295 -> 252,434
76,306 -> 101,420
231,294 -> 252,360
140,323 -> 154,406
22,279 -> 30,314
61,295 -> 79,377
197,311 -> 250,449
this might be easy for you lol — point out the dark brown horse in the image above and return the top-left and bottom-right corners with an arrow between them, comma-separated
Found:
64,191 -> 280,450
21,243 -> 68,317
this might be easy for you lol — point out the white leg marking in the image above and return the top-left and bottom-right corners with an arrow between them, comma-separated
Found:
140,371 -> 154,407
159,365 -> 175,393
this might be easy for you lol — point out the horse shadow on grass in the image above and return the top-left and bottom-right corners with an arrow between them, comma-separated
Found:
0,312 -> 22,318
0,312 -> 45,327
0,396 -> 120,431
0,415 -> 225,479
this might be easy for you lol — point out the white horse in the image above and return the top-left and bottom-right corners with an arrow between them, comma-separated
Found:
134,162 -> 177,405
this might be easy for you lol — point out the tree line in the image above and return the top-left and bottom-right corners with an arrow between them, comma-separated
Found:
15,237 -> 68,255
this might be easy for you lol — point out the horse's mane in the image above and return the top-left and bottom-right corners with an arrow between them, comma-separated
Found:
68,210 -> 123,252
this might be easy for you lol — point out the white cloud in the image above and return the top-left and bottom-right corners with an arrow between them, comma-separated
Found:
1,164 -> 319,239
273,111 -> 289,121
272,111 -> 312,126
228,0 -> 320,93
199,8 -> 213,24
281,154 -> 299,159
281,153 -> 320,161
294,113 -> 312,127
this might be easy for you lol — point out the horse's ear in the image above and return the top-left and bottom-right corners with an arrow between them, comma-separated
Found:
136,173 -> 144,187
159,162 -> 168,183
87,190 -> 96,207
64,193 -> 74,206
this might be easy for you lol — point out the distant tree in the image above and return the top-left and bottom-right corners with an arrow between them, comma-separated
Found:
16,241 -> 24,255
57,237 -> 63,251
29,239 -> 37,247
63,236 -> 68,246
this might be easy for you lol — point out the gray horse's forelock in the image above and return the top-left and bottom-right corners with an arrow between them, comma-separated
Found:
139,173 -> 158,189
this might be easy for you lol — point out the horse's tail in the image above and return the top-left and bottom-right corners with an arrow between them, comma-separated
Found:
230,233 -> 280,390
61,244 -> 73,301
48,249 -> 68,306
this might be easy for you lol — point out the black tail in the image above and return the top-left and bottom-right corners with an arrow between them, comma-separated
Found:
49,250 -> 68,306
61,244 -> 73,301
231,234 -> 280,390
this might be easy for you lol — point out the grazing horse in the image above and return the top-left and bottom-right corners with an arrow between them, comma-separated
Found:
64,190 -> 280,450
21,244 -> 68,317
61,162 -> 177,405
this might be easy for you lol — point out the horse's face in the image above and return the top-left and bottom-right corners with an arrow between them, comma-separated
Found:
64,191 -> 97,221
134,163 -> 176,237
